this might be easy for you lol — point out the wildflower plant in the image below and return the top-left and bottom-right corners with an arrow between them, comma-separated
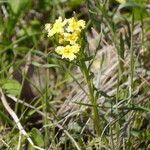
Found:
45,16 -> 101,136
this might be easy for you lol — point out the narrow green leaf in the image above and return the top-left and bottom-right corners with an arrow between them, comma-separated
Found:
42,64 -> 60,68
31,61 -> 42,67
32,61 -> 59,68
30,128 -> 44,147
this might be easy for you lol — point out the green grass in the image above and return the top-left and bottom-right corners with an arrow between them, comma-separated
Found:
0,0 -> 150,149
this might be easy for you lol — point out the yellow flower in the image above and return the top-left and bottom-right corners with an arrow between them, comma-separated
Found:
62,46 -> 76,61
67,17 -> 85,32
47,17 -> 66,37
58,31 -> 79,45
55,44 -> 80,61
63,32 -> 79,44
55,45 -> 76,61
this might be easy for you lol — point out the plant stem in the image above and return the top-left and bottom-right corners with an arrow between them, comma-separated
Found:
80,61 -> 101,136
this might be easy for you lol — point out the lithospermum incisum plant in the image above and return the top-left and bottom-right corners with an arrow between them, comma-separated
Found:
45,16 -> 102,137
45,17 -> 85,61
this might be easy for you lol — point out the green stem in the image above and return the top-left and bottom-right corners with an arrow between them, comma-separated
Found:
80,61 -> 101,136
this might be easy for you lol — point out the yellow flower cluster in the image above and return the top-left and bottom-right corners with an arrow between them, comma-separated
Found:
45,17 -> 85,61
